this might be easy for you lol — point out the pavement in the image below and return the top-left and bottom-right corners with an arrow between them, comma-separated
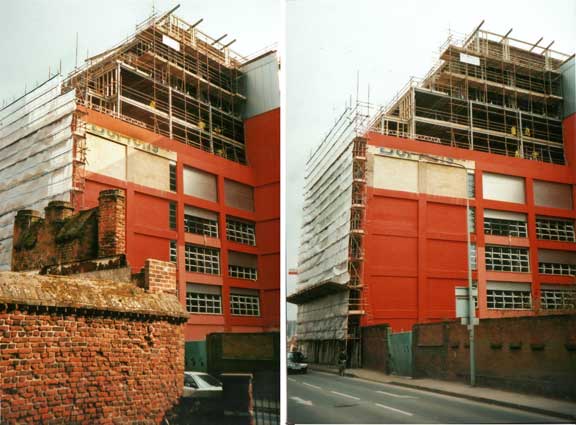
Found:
307,364 -> 576,421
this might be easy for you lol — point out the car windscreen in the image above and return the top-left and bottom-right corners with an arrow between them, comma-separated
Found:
288,352 -> 305,362
184,375 -> 198,388
196,374 -> 222,387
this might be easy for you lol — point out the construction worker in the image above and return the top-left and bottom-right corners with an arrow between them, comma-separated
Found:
514,149 -> 521,158
531,151 -> 540,160
524,127 -> 531,137
511,126 -> 517,136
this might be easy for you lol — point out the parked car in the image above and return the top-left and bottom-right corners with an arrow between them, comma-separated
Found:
287,351 -> 308,374
183,372 -> 223,399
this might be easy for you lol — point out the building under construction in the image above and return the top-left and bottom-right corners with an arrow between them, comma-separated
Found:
0,7 -> 280,358
289,24 -> 575,367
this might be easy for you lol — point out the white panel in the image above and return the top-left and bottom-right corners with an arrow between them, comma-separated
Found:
538,249 -> 576,264
224,180 -> 254,211
482,172 -> 525,203
372,156 -> 418,192
484,209 -> 527,221
162,34 -> 180,52
85,134 -> 126,180
239,52 -> 280,118
230,287 -> 259,296
460,53 -> 481,66
487,281 -> 531,291
533,180 -> 573,209
296,291 -> 349,340
423,162 -> 467,197
187,283 -> 221,295
183,167 -> 217,202
185,205 -> 218,221
228,251 -> 257,267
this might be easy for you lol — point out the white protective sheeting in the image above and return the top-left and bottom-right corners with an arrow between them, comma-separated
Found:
296,108 -> 356,341
296,291 -> 350,340
297,109 -> 355,289
0,76 -> 76,270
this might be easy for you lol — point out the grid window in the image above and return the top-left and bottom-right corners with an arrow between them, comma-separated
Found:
186,284 -> 222,314
230,292 -> 260,316
466,173 -> 475,198
485,246 -> 530,272
484,218 -> 527,238
184,214 -> 219,237
536,217 -> 575,242
169,202 -> 177,230
538,262 -> 576,276
226,217 -> 256,245
469,243 -> 477,270
184,244 -> 220,275
541,286 -> 576,310
467,208 -> 475,233
169,163 -> 177,192
169,240 -> 177,263
487,288 -> 532,310
228,265 -> 258,280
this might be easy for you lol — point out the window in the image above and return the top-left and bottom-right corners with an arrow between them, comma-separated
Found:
226,217 -> 256,245
169,163 -> 177,192
169,202 -> 177,230
487,282 -> 532,310
228,251 -> 258,280
536,217 -> 575,242
224,179 -> 254,211
184,244 -> 220,275
467,208 -> 475,233
184,206 -> 218,237
230,288 -> 260,316
469,243 -> 477,270
186,283 -> 222,314
483,210 -> 527,238
466,172 -> 475,198
538,250 -> 576,276
169,240 -> 177,263
485,245 -> 529,272
540,285 -> 576,310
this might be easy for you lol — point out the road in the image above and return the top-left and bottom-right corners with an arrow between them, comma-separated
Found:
287,370 -> 568,424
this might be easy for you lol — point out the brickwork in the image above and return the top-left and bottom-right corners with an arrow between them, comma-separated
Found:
98,189 -> 126,258
0,270 -> 188,424
11,189 -> 126,272
413,315 -> 576,400
361,324 -> 389,373
144,259 -> 177,295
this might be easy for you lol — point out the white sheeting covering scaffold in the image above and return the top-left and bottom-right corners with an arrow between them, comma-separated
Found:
0,76 -> 76,270
296,106 -> 359,341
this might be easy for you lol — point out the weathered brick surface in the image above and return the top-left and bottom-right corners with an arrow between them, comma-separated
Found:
144,259 -> 177,295
0,309 -> 185,424
413,315 -> 576,400
362,324 -> 389,373
12,189 -> 126,272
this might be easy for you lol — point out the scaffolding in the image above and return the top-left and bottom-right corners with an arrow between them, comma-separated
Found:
370,24 -> 573,165
63,7 -> 251,164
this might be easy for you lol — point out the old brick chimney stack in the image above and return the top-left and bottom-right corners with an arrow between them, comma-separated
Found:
98,189 -> 126,258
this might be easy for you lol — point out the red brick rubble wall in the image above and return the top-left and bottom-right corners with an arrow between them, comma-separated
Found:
412,314 -> 576,400
0,310 -> 184,424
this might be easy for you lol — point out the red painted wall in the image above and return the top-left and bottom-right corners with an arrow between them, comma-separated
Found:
78,106 -> 280,341
363,129 -> 575,332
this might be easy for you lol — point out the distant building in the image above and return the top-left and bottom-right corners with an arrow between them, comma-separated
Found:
289,25 -> 576,366
0,9 -> 280,348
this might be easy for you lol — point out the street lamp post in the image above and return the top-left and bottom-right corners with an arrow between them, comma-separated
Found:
420,154 -> 475,386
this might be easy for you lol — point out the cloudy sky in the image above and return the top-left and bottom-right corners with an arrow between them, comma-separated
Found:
285,0 -> 575,319
0,0 -> 279,105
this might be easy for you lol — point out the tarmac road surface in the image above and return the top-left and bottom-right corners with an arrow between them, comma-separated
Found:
287,370 -> 569,424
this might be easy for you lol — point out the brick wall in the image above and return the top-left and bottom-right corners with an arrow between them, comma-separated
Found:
0,266 -> 188,424
11,189 -> 125,272
413,315 -> 576,400
144,259 -> 177,295
361,324 -> 389,373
